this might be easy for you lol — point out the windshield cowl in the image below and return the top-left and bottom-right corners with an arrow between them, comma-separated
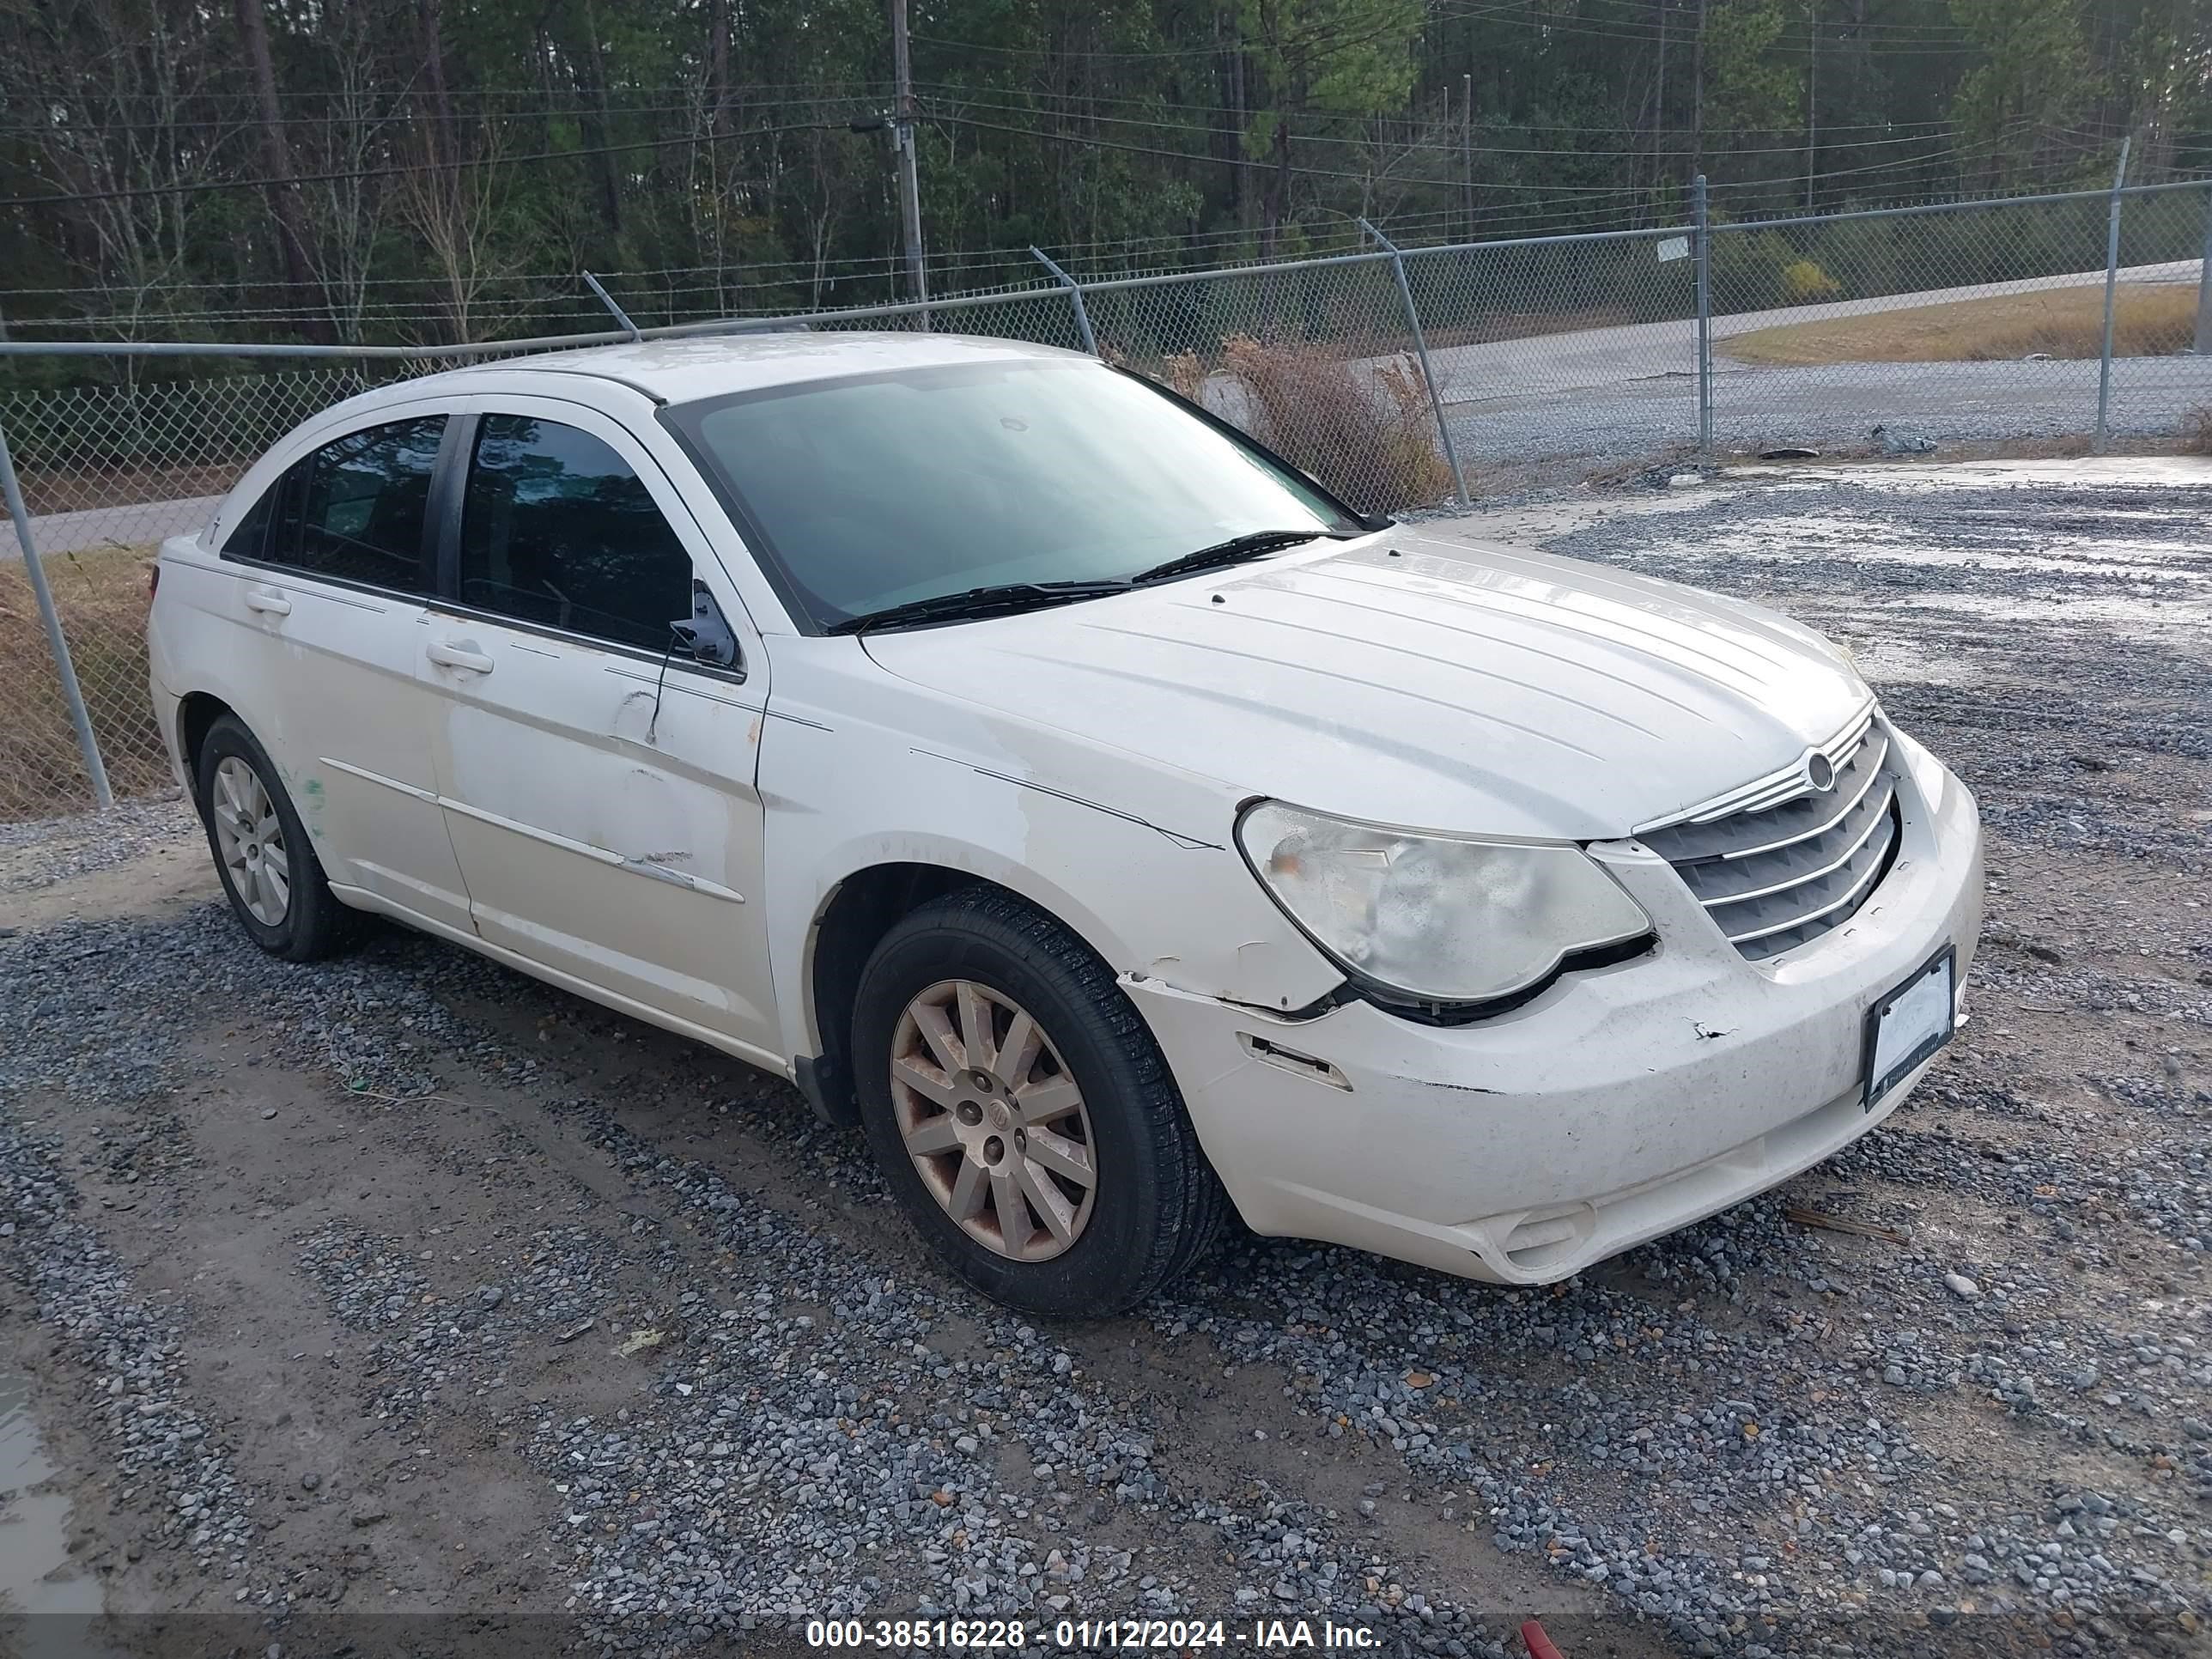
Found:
824,579 -> 1135,635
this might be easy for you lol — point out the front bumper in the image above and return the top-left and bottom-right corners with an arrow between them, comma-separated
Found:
1128,750 -> 1983,1285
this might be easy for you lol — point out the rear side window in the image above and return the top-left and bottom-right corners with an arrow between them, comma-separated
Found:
457,414 -> 692,652
222,483 -> 279,558
250,416 -> 446,591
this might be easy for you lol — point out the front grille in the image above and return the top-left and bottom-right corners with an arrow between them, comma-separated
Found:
1638,718 -> 1899,962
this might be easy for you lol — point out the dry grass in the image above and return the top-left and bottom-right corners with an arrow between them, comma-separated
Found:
2185,405 -> 2212,456
1127,335 -> 1453,510
1723,283 -> 2199,365
15,460 -> 242,518
1209,335 -> 1453,511
1156,349 -> 1209,404
0,541 -> 167,820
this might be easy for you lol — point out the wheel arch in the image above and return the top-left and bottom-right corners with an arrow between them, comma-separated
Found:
176,690 -> 238,805
793,853 -> 1134,1130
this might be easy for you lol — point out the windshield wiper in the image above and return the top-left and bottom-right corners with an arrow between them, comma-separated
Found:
1131,528 -> 1345,586
826,579 -> 1133,635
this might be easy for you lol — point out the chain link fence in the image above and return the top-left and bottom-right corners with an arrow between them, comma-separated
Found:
1402,224 -> 1705,472
1,368 -> 391,824
1705,182 -> 2212,455
3,177 -> 2209,823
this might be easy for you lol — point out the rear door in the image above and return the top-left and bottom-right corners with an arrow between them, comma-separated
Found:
416,398 -> 780,1065
210,408 -> 477,935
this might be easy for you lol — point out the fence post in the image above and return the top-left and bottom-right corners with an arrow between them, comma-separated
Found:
0,415 -> 113,811
1359,219 -> 1470,508
1693,173 -> 1713,459
1028,248 -> 1098,356
2095,137 -> 2130,452
2194,179 -> 2211,357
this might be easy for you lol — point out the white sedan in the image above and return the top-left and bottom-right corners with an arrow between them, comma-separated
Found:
148,333 -> 1982,1316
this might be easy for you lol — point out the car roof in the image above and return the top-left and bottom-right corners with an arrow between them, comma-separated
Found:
407,330 -> 1091,406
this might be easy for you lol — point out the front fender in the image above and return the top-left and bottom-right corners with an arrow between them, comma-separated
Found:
756,662 -> 1345,1066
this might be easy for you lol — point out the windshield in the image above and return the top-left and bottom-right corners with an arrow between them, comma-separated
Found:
662,357 -> 1362,629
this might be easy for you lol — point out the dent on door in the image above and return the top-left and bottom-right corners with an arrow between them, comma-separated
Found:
428,635 -> 777,1056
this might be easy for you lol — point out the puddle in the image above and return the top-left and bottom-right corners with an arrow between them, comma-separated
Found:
1737,455 -> 2212,492
1425,486 -> 1713,546
1425,454 -> 2212,653
0,1365 -> 104,1648
1652,513 -> 2212,583
1434,453 -> 2212,550
1834,637 -> 1981,688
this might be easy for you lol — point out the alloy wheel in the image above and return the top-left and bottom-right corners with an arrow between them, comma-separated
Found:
889,979 -> 1098,1262
210,755 -> 291,927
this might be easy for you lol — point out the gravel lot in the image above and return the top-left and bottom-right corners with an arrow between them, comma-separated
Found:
3,457 -> 2209,1659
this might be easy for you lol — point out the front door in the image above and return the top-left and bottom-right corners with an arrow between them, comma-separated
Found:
416,400 -> 780,1065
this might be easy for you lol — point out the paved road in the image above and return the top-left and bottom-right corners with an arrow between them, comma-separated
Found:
1420,259 -> 2203,408
1,493 -> 222,563
1448,354 -> 2212,466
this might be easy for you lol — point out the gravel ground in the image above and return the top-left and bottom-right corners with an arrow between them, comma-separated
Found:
0,791 -> 197,897
3,458 -> 2209,1659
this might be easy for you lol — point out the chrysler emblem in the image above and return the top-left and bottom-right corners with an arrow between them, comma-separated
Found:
1805,753 -> 1837,792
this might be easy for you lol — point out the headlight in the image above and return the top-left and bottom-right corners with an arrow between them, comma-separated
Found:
1236,801 -> 1651,1006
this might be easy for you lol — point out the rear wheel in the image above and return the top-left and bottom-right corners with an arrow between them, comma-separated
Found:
195,714 -> 357,962
851,886 -> 1227,1316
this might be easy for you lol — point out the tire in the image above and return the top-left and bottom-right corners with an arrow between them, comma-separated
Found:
194,714 -> 359,962
851,885 -> 1229,1317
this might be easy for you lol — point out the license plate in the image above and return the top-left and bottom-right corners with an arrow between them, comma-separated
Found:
1863,945 -> 1956,1111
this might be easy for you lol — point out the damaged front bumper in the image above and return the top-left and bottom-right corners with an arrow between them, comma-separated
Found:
1126,757 -> 1983,1286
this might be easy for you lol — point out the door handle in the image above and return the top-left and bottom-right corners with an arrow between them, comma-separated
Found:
244,589 -> 292,617
426,639 -> 495,674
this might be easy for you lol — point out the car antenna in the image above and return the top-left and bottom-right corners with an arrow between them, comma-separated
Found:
647,631 -> 678,744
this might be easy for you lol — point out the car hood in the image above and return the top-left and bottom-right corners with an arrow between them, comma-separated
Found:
860,532 -> 1873,841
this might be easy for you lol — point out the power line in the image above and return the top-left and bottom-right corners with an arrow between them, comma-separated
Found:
913,0 -> 1978,60
930,107 -> 1661,193
5,81 -> 897,106
931,102 -> 2017,200
910,79 -> 1965,138
0,91 -> 891,140
921,87 -> 1982,163
0,118 -> 856,210
908,1 -> 1532,61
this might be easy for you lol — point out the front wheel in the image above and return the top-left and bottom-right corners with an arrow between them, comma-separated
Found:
850,886 -> 1226,1316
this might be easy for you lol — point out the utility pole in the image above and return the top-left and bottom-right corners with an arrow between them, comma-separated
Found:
1462,73 -> 1474,240
1804,0 -> 1818,213
890,0 -> 928,315
1692,0 -> 1705,177
1654,0 -> 1668,199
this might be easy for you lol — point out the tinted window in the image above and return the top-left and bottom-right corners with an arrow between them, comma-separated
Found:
266,416 -> 445,589
665,360 -> 1356,629
459,416 -> 692,652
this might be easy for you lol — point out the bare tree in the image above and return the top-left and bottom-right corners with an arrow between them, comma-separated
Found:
233,0 -> 332,340
390,124 -> 523,342
298,2 -> 398,343
0,0 -> 240,343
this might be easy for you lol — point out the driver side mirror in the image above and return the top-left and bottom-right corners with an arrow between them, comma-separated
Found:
670,579 -> 744,676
